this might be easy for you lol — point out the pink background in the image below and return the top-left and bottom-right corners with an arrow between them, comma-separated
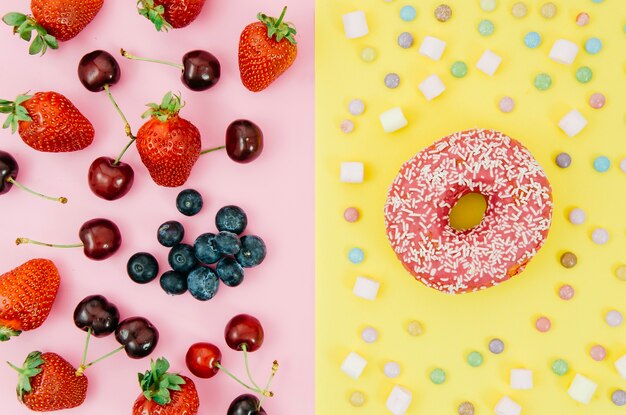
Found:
0,1 -> 314,413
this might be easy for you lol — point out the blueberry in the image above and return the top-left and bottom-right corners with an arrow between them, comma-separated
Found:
194,233 -> 221,264
168,244 -> 197,274
176,189 -> 203,216
159,270 -> 188,295
157,221 -> 184,247
216,257 -> 245,287
215,205 -> 248,235
214,231 -> 242,256
127,252 -> 159,284
187,266 -> 220,301
235,235 -> 266,268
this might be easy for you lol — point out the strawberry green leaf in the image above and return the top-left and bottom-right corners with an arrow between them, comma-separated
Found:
2,12 -> 27,26
138,0 -> 172,32
8,351 -> 45,402
257,7 -> 298,45
137,357 -> 185,405
43,34 -> 58,49
28,36 -> 43,56
2,115 -> 13,130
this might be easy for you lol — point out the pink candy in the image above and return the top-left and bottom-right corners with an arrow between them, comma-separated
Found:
576,12 -> 590,26
590,345 -> 606,361
344,207 -> 360,222
589,93 -> 606,109
535,316 -> 551,332
558,284 -> 575,300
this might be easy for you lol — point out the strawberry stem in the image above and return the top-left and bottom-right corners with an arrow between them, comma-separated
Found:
103,84 -> 134,139
242,345 -> 262,391
6,177 -> 67,204
275,6 -> 287,26
15,238 -> 83,248
0,326 -> 21,342
120,48 -> 183,70
200,145 -> 225,155
257,361 -> 279,409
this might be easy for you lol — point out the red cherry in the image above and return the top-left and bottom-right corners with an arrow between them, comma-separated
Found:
185,342 -> 221,378
79,218 -> 122,260
224,314 -> 264,352
225,120 -> 263,164
88,157 -> 134,201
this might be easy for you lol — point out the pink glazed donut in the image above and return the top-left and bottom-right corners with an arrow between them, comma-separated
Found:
384,129 -> 553,294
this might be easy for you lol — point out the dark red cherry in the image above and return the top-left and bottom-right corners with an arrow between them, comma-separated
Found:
224,314 -> 264,352
185,342 -> 222,379
225,120 -> 264,164
182,50 -> 221,91
0,150 -> 18,195
79,218 -> 122,260
115,317 -> 159,359
73,295 -> 120,338
227,394 -> 267,415
78,50 -> 121,92
88,157 -> 134,201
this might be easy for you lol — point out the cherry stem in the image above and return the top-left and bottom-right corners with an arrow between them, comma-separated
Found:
120,48 -> 184,70
80,327 -> 92,367
15,238 -> 82,248
113,136 -> 136,165
276,6 -> 288,26
76,345 -> 125,376
6,177 -> 67,204
258,361 -> 279,409
215,362 -> 263,394
242,345 -> 261,391
200,145 -> 225,155
103,84 -> 134,139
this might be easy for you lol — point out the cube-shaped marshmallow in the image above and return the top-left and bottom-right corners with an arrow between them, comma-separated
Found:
340,351 -> 367,380
353,276 -> 380,300
494,396 -> 522,415
342,11 -> 369,39
419,36 -> 446,61
615,354 -> 626,380
380,107 -> 408,133
549,39 -> 579,65
386,385 -> 412,415
568,374 -> 597,404
558,109 -> 587,137
340,162 -> 364,183
418,74 -> 446,101
476,50 -> 502,76
510,369 -> 533,390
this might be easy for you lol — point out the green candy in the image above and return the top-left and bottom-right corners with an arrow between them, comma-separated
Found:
552,359 -> 569,376
478,19 -> 495,36
576,66 -> 593,83
430,368 -> 446,384
467,351 -> 484,367
451,61 -> 468,78
534,73 -> 552,90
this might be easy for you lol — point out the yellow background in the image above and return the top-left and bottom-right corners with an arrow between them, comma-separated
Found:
316,0 -> 625,414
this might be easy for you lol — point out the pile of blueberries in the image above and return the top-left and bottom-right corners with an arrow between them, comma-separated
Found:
127,189 -> 266,301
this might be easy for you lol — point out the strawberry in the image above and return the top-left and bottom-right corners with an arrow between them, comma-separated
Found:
136,92 -> 201,187
0,91 -> 95,152
132,358 -> 199,415
2,0 -> 103,55
0,259 -> 60,342
8,351 -> 88,412
137,0 -> 206,31
239,7 -> 298,92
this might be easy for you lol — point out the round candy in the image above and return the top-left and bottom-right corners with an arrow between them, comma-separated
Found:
467,351 -> 484,367
621,158 -> 626,174
350,391 -> 366,407
585,37 -> 602,54
499,97 -> 515,113
511,2 -> 528,18
348,247 -> 365,264
576,66 -> 593,83
589,93 -> 606,109
344,207 -> 360,222
489,338 -> 505,354
555,152 -> 572,168
590,344 -> 606,361
384,361 -> 401,378
430,368 -> 446,384
551,359 -> 569,376
341,119 -> 354,134
541,2 -> 557,19
434,4 -> 452,22
348,99 -> 365,116
606,310 -> 623,327
361,47 -> 377,62
458,402 -> 475,415
478,19 -> 495,36
612,390 -> 626,406
524,32 -> 542,48
451,61 -> 468,78
407,320 -> 423,336
560,252 -> 577,268
361,326 -> 378,343
591,227 -> 609,245
593,156 -> 610,172
400,5 -> 417,21
385,73 -> 401,89
616,265 -> 626,281
534,73 -> 552,90
568,208 -> 586,225
535,316 -> 551,332
398,32 -> 414,48
576,12 -> 590,26
591,0 -> 604,3
558,284 -> 575,300
480,0 -> 497,12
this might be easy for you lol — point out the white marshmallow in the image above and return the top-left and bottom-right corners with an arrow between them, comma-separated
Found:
510,369 -> 533,390
418,74 -> 446,101
549,39 -> 579,65
568,374 -> 597,404
340,351 -> 367,380
340,162 -> 364,183
353,276 -> 380,300
418,36 -> 447,61
614,354 -> 626,380
379,107 -> 408,133
342,11 -> 369,39
494,396 -> 521,415
558,109 -> 587,137
476,49 -> 502,76
386,385 -> 412,415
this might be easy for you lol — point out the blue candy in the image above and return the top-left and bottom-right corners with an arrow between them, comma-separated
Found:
593,156 -> 611,172
400,5 -> 417,21
348,247 -> 365,264
585,38 -> 602,54
524,32 -> 541,48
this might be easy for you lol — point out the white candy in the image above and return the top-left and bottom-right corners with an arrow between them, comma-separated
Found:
418,36 -> 447,61
418,74 -> 446,101
615,354 -> 626,380
476,49 -> 502,76
386,385 -> 412,415
340,352 -> 368,380
379,107 -> 408,133
353,276 -> 380,300
340,162 -> 364,183
510,368 -> 533,390
558,109 -> 587,137
568,374 -> 597,404
494,396 -> 521,415
549,39 -> 579,65
342,11 -> 369,39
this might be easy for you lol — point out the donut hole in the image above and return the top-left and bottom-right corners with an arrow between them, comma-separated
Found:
449,192 -> 488,231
